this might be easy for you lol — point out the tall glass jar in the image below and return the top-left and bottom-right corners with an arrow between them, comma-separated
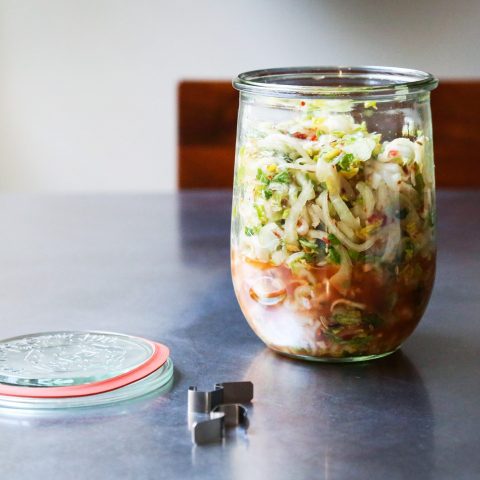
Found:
231,66 -> 438,362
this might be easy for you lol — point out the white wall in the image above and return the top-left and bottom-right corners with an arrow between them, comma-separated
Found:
0,0 -> 479,192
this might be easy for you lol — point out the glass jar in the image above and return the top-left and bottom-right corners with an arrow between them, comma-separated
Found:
231,66 -> 438,362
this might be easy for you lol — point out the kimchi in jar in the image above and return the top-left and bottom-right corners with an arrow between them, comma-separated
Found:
231,66 -> 438,362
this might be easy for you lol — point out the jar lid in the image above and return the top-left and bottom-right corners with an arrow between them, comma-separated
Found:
0,331 -> 173,409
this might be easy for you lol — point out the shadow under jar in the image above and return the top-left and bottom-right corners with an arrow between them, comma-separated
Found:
231,66 -> 438,362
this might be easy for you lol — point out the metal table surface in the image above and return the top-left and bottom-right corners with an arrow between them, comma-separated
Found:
0,190 -> 478,480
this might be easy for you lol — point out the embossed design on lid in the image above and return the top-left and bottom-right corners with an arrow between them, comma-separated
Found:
0,331 -> 155,387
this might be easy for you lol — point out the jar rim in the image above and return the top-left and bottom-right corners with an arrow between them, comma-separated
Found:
233,66 -> 438,99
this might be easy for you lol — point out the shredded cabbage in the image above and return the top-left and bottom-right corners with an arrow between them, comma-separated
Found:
236,106 -> 433,303
232,99 -> 436,358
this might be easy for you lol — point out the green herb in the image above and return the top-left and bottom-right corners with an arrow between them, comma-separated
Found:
328,233 -> 340,246
272,170 -> 291,184
415,173 -> 425,195
396,207 -> 409,220
327,247 -> 341,264
337,153 -> 355,171
304,252 -> 321,264
348,249 -> 361,261
254,204 -> 267,224
263,188 -> 273,200
282,208 -> 290,220
299,238 -> 319,251
244,226 -> 259,236
256,168 -> 270,185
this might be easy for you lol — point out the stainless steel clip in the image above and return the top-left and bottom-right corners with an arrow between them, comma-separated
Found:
191,412 -> 225,445
211,403 -> 248,428
189,381 -> 253,445
188,385 -> 223,413
188,381 -> 253,414
214,382 -> 254,405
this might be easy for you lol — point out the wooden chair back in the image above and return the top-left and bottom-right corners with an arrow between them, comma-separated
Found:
178,80 -> 480,188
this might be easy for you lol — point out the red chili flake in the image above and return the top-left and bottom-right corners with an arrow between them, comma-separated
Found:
292,132 -> 308,139
300,101 -> 306,106
310,134 -> 318,141
368,213 -> 387,226
388,149 -> 399,158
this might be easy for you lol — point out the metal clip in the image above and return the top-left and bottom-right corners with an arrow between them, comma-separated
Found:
211,403 -> 248,427
188,385 -> 223,413
188,381 -> 253,414
192,404 -> 249,444
214,382 -> 254,405
192,412 -> 225,445
189,381 -> 253,445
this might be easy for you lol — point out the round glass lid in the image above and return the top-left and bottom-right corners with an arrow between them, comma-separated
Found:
0,331 -> 157,387
0,358 -> 174,410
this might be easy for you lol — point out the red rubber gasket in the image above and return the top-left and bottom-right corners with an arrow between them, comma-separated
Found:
0,341 -> 170,398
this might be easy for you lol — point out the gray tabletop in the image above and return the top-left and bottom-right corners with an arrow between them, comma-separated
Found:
0,191 -> 478,480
